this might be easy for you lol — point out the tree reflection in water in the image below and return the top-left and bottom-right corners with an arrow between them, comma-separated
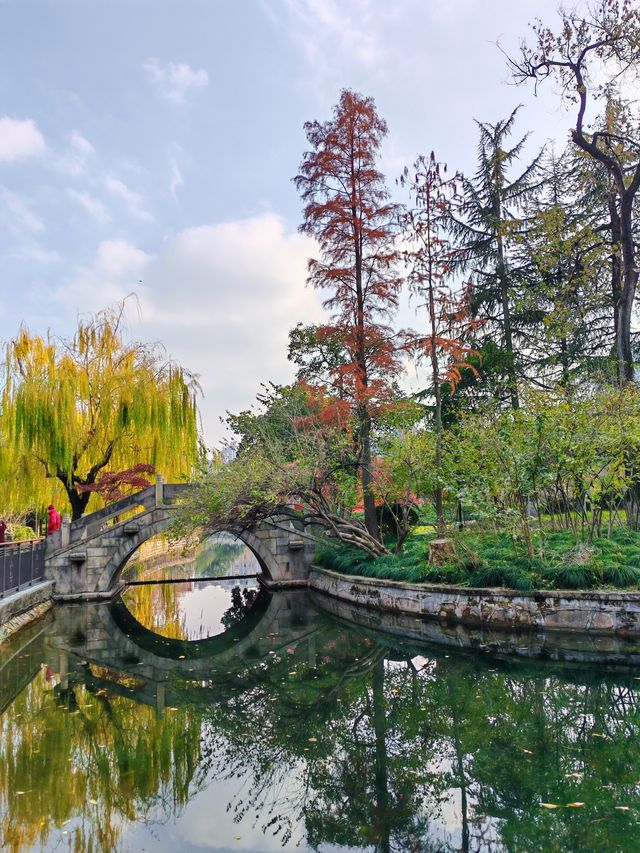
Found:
0,669 -> 204,851
1,591 -> 640,852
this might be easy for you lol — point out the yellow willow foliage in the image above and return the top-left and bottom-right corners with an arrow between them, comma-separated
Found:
0,306 -> 201,516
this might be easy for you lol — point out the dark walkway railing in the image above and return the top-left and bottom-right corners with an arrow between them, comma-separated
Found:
0,539 -> 46,598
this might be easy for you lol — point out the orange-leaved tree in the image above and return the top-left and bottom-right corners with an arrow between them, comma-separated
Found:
294,89 -> 402,543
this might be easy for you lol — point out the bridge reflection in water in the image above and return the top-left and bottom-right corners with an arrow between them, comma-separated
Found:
3,585 -> 640,852
44,587 -> 321,718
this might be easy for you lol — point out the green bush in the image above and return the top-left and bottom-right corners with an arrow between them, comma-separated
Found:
9,524 -> 36,541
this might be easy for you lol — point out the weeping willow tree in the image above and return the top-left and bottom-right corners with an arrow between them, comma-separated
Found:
0,304 -> 201,520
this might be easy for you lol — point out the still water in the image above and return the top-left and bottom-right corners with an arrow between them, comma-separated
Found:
2,548 -> 640,851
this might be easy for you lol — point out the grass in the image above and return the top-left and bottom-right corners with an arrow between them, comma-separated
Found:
315,526 -> 640,592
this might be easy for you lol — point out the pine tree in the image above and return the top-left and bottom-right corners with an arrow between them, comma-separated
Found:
451,107 -> 542,409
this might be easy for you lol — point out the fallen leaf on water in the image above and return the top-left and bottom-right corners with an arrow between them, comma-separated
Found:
540,803 -> 559,809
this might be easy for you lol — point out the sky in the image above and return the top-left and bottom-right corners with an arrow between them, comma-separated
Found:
0,0 -> 586,446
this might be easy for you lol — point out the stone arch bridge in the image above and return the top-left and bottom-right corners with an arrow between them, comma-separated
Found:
45,479 -> 316,601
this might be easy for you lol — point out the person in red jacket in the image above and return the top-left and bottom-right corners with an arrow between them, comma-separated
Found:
47,505 -> 61,534
0,519 -> 6,544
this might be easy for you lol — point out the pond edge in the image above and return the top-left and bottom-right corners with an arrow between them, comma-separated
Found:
308,566 -> 640,636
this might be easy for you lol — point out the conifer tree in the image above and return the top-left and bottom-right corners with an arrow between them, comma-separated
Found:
451,107 -> 542,409
518,148 -> 612,386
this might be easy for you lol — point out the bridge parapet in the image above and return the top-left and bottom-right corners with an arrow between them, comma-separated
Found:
64,480 -> 192,547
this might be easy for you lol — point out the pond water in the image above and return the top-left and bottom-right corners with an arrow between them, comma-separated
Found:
2,573 -> 640,851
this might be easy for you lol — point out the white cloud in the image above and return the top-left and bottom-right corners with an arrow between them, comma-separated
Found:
58,130 -> 95,176
55,240 -> 152,317
144,59 -> 209,103
0,116 -> 46,162
170,158 -> 183,198
66,188 -> 110,223
0,188 -> 44,233
104,175 -> 154,222
54,214 -> 323,444
19,246 -> 61,265
276,0 -> 387,85
94,239 -> 150,279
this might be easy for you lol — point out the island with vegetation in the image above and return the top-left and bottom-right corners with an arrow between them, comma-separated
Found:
184,3 -> 640,612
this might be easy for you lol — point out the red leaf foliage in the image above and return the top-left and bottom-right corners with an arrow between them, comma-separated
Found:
75,463 -> 156,504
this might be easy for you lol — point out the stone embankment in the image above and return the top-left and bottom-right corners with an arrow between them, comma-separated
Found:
0,581 -> 55,642
309,567 -> 640,636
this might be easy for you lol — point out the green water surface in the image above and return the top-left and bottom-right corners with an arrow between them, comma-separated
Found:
1,576 -> 639,853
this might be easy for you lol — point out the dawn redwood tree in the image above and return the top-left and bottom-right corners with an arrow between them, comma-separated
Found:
401,153 -> 480,534
0,304 -> 200,519
510,0 -> 640,383
294,89 -> 402,542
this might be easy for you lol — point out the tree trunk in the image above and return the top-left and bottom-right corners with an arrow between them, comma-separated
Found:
607,189 -> 623,366
433,369 -> 446,536
495,204 -> 519,409
361,414 -> 381,542
61,480 -> 91,521
618,186 -> 638,384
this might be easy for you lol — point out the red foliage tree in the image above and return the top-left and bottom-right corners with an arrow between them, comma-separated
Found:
294,89 -> 402,542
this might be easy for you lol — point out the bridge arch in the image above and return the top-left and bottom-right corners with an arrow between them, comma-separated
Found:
95,511 -> 286,594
